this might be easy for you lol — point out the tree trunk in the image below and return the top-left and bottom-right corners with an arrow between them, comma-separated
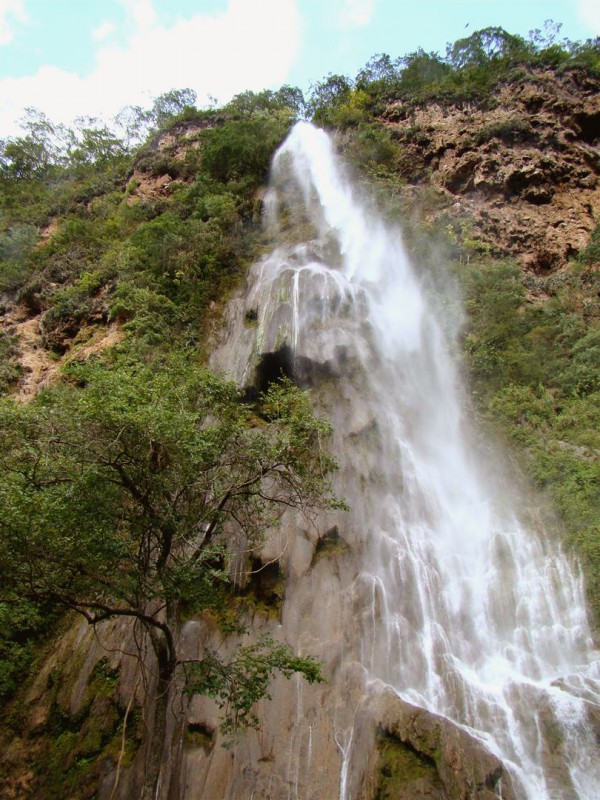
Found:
140,619 -> 180,800
141,670 -> 172,800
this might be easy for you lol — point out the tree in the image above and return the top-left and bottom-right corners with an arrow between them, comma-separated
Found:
0,108 -> 67,179
114,88 -> 200,145
66,117 -> 127,169
151,88 -> 198,128
200,115 -> 294,183
224,86 -> 305,118
398,49 -> 451,95
446,27 -> 530,70
0,357 -> 340,798
355,53 -> 400,91
114,103 -> 154,148
307,73 -> 353,124
0,107 -> 130,181
527,19 -> 565,50
0,128 -> 51,179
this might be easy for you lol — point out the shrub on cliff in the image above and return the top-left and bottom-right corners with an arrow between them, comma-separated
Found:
200,113 -> 294,184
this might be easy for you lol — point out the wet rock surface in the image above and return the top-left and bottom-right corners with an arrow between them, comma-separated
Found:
366,691 -> 517,800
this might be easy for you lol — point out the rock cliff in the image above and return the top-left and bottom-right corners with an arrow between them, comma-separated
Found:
1,60 -> 598,800
382,67 -> 599,272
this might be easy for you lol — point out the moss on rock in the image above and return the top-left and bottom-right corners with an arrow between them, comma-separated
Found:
375,729 -> 447,800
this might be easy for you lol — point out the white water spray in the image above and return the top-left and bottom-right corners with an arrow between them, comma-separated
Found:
232,123 -> 600,799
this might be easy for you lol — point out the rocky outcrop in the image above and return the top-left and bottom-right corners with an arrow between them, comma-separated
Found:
383,68 -> 600,271
0,617 -> 148,800
0,296 -> 124,399
359,691 -> 517,800
130,115 -> 219,187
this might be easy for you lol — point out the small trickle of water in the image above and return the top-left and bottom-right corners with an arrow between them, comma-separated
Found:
251,122 -> 600,799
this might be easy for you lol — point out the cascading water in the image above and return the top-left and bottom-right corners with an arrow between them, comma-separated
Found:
233,122 -> 600,800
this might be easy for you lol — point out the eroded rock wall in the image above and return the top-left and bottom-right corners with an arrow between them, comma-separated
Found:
383,68 -> 599,272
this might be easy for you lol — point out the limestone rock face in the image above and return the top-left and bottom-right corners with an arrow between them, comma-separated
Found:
177,255 -> 520,800
365,691 -> 518,800
382,68 -> 600,272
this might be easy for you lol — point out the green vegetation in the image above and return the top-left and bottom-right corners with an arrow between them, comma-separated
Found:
184,635 -> 322,735
312,526 -> 351,566
200,114 -> 293,184
308,23 -> 599,129
457,257 -> 600,621
0,358 -> 337,795
578,221 -> 600,266
0,22 -> 599,794
0,598 -> 47,700
34,657 -> 135,800
474,116 -> 535,146
0,83 -> 340,793
0,331 -> 23,395
375,731 -> 442,799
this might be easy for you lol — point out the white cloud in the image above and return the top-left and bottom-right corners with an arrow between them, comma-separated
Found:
0,0 -> 27,45
0,0 -> 302,136
119,0 -> 158,32
337,0 -> 375,30
91,21 -> 116,42
577,0 -> 600,34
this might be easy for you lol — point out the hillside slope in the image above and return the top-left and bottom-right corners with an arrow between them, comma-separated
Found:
0,29 -> 599,800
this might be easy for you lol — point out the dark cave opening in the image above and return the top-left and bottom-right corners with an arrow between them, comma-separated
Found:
256,345 -> 295,394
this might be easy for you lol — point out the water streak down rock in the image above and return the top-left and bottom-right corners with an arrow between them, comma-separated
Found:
199,123 -> 600,799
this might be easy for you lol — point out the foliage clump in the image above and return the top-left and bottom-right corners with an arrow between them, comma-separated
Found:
456,257 -> 600,623
474,117 -> 535,146
578,221 -> 600,266
375,730 -> 442,799
0,354 -> 339,794
307,22 -> 599,129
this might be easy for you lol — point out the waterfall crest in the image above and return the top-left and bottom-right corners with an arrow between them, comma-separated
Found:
208,122 -> 600,800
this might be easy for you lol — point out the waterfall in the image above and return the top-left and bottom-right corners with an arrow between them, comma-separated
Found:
204,123 -> 600,800
209,122 -> 600,799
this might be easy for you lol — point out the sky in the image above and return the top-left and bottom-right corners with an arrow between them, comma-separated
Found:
0,0 -> 598,137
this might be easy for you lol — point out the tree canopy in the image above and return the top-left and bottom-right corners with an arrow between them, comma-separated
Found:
0,357 -> 340,796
